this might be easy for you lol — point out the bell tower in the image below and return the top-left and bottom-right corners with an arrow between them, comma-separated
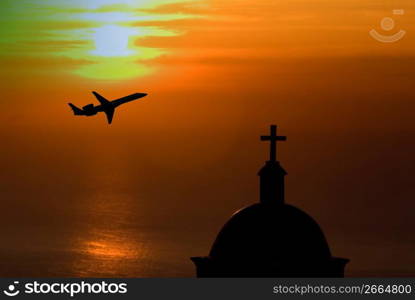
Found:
258,125 -> 287,204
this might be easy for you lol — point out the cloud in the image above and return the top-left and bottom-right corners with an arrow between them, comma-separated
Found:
0,0 -> 204,80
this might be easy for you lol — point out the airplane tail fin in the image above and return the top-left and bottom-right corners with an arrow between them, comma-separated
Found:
68,103 -> 84,115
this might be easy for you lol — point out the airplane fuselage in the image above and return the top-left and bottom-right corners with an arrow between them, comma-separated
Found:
81,103 -> 110,115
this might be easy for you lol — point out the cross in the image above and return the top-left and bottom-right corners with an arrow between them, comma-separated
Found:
261,125 -> 286,162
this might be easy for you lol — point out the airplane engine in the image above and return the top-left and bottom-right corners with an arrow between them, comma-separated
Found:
82,104 -> 96,115
82,104 -> 94,110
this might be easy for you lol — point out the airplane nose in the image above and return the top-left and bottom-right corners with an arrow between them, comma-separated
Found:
133,92 -> 147,99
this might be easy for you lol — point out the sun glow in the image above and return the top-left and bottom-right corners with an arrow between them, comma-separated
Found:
0,0 -> 201,80
91,25 -> 137,57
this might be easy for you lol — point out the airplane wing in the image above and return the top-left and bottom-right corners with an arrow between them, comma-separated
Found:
104,107 -> 115,124
92,91 -> 110,105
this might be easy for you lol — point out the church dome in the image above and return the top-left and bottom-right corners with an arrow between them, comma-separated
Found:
209,203 -> 331,263
191,125 -> 348,277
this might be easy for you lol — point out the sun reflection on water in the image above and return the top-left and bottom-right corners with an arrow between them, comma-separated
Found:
72,226 -> 149,277
71,194 -> 150,277
83,236 -> 138,259
69,146 -> 152,277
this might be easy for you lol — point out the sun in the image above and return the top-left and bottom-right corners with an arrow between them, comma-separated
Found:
91,25 -> 137,57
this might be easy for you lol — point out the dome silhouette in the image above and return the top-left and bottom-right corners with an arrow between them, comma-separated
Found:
191,125 -> 349,277
209,203 -> 331,261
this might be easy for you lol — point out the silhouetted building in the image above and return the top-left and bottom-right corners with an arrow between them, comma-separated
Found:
191,125 -> 349,277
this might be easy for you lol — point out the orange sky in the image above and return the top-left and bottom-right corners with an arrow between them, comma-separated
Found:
1,0 -> 415,276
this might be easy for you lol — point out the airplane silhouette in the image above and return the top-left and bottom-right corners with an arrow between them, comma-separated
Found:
68,91 -> 147,124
